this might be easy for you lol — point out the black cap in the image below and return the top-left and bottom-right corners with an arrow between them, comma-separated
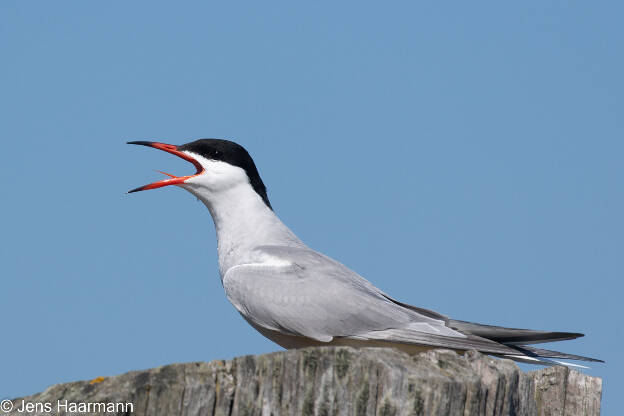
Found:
178,139 -> 272,210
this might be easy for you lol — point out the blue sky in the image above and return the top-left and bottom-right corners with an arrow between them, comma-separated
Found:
1,1 -> 621,412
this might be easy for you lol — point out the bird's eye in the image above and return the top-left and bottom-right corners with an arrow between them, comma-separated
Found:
213,150 -> 221,158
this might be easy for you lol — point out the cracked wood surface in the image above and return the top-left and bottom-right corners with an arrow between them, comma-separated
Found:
8,347 -> 602,415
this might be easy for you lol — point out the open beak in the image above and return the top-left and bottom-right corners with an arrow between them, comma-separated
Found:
127,141 -> 204,193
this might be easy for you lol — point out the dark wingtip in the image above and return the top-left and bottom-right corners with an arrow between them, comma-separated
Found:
563,332 -> 585,341
127,141 -> 154,146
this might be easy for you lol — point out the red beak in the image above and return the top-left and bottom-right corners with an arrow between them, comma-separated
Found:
127,141 -> 204,193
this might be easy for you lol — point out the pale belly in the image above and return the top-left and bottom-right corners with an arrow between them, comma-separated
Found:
249,322 -> 458,356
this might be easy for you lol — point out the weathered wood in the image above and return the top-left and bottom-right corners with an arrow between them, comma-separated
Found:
8,347 -> 601,415
530,365 -> 602,416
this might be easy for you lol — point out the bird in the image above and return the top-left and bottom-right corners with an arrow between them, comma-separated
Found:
127,138 -> 601,367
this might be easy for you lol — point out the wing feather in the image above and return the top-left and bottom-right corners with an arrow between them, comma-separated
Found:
223,246 -> 600,364
223,246 -> 464,342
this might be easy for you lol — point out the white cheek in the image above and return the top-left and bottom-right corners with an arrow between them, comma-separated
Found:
182,152 -> 248,190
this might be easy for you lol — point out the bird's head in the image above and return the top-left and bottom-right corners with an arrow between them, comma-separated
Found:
128,139 -> 271,209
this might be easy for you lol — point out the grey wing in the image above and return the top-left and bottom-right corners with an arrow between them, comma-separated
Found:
224,246 -> 601,364
223,245 -> 464,343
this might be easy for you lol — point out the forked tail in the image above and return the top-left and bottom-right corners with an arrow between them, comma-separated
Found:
448,319 -> 603,366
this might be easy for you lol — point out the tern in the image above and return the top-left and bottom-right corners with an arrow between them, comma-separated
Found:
128,138 -> 601,366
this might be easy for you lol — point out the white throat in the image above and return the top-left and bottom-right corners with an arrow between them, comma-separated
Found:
183,181 -> 305,277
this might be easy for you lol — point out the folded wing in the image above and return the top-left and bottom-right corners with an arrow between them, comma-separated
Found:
223,245 -> 464,343
224,245 -> 602,365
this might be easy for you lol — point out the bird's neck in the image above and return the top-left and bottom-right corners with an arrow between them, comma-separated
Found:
194,183 -> 305,277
